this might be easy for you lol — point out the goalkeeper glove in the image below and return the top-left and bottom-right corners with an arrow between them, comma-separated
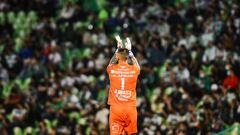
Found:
125,37 -> 135,65
125,37 -> 132,51
115,35 -> 123,49
125,37 -> 134,57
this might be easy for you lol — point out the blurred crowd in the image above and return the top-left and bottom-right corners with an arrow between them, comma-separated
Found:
0,0 -> 240,135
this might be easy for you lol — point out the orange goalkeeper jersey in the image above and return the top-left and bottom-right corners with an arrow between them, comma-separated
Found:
107,62 -> 140,107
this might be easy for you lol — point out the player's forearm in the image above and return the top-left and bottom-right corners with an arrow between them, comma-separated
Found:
131,56 -> 140,69
129,51 -> 140,69
109,49 -> 118,64
109,35 -> 123,65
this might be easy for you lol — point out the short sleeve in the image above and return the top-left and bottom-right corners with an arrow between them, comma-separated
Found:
106,64 -> 113,74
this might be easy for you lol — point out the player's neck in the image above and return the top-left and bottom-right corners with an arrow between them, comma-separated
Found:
118,59 -> 127,64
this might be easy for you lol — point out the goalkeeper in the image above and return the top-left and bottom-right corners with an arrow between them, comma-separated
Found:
106,35 -> 140,135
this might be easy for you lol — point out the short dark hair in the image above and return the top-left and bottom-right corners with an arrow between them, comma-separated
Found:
117,48 -> 129,60
117,48 -> 129,53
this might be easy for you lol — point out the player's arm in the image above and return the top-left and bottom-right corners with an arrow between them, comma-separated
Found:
109,49 -> 118,65
125,37 -> 140,70
129,52 -> 140,70
108,35 -> 123,65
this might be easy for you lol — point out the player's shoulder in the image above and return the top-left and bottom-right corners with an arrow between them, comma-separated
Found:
131,64 -> 140,74
107,63 -> 118,71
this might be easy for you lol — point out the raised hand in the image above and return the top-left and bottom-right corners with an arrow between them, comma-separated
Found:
125,37 -> 132,51
115,35 -> 123,48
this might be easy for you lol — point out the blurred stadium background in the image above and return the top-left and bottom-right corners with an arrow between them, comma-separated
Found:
0,0 -> 240,135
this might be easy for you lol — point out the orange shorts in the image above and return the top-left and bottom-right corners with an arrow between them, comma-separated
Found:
109,106 -> 137,135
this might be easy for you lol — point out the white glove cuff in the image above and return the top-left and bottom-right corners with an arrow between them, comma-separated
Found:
129,51 -> 134,57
